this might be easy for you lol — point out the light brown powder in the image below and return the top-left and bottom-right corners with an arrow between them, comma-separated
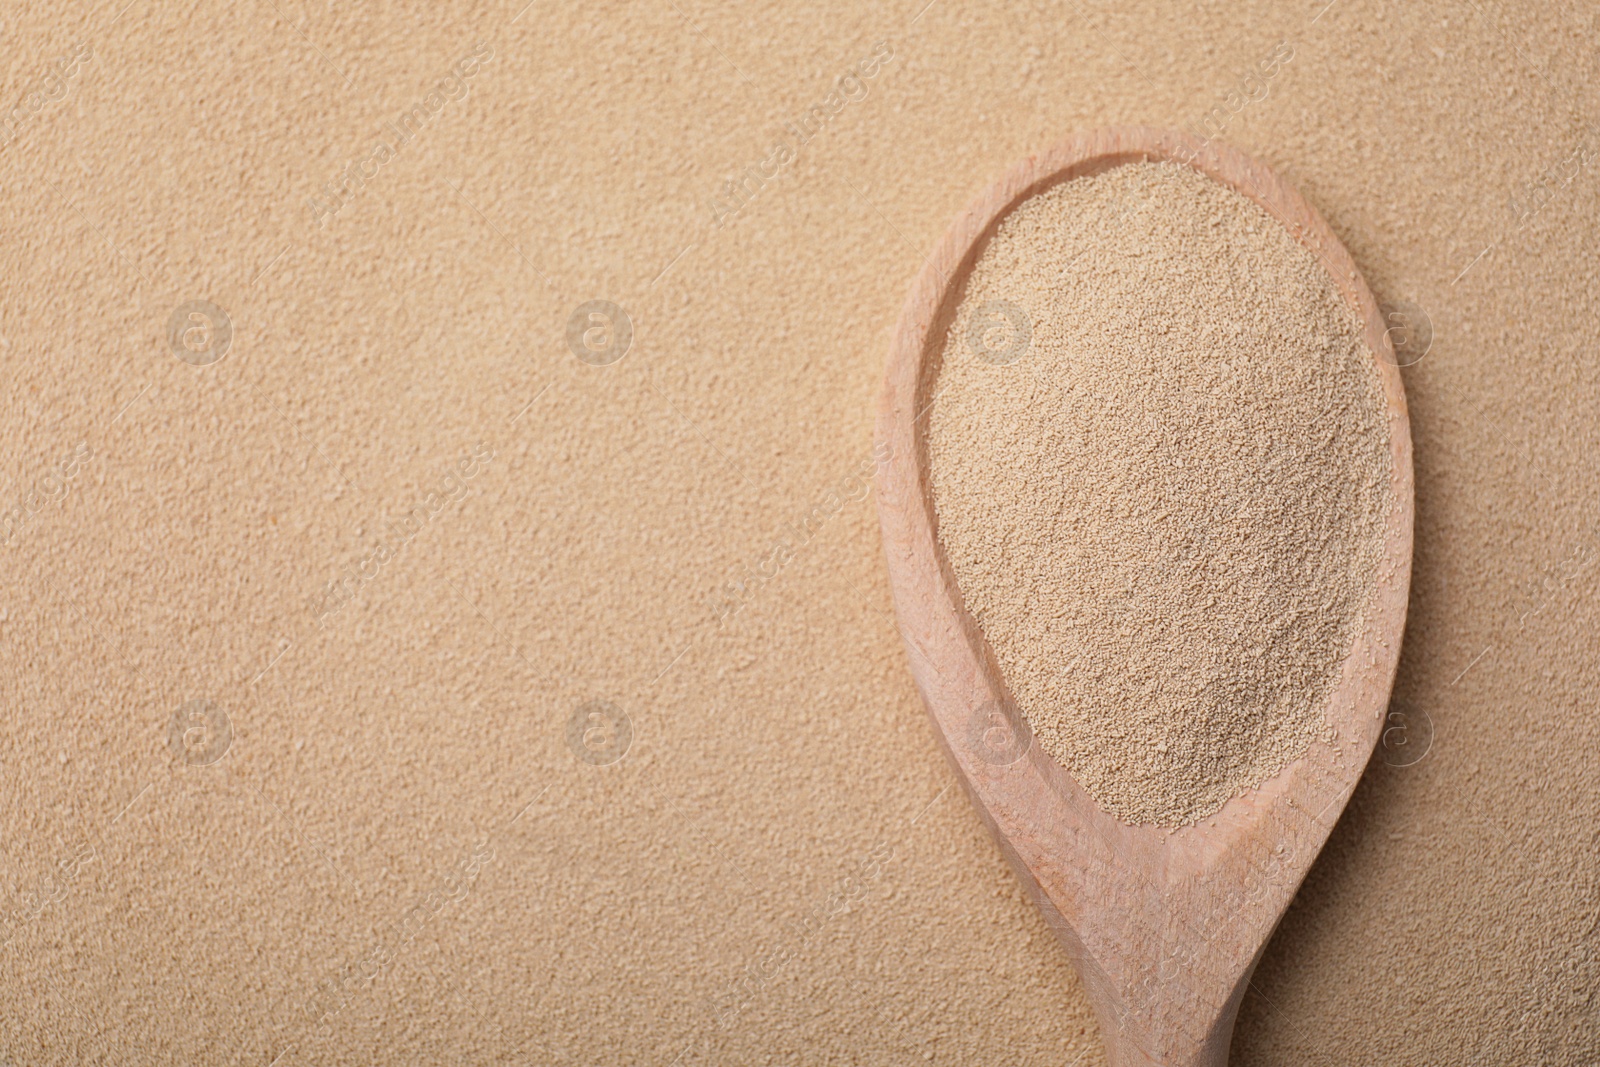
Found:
928,161 -> 1393,827
3,4 -> 1597,1063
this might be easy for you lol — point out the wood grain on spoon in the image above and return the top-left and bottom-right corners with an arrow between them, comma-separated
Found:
874,127 -> 1414,1067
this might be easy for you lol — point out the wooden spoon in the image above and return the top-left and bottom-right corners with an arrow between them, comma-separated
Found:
875,127 -> 1413,1067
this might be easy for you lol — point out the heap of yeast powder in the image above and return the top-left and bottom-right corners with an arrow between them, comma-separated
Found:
928,160 -> 1393,827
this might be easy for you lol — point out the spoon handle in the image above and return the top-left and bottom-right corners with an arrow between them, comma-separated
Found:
1091,984 -> 1243,1067
1099,1028 -> 1231,1067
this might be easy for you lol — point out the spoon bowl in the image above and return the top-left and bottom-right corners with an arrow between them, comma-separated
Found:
875,127 -> 1413,1067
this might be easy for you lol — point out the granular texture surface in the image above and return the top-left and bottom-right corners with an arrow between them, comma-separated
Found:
2,2 -> 1598,1064
928,161 -> 1393,826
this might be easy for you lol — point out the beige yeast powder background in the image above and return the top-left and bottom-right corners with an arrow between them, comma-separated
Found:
0,2 -> 1596,1064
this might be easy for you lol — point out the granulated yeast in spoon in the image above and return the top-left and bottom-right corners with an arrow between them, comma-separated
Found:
928,160 -> 1393,828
